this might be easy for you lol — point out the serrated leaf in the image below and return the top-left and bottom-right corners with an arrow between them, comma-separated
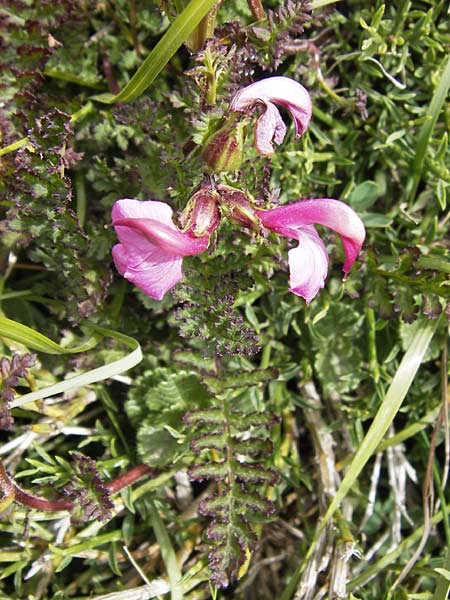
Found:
183,409 -> 226,427
137,426 -> 185,468
188,461 -> 229,481
229,411 -> 279,430
233,463 -> 279,485
233,438 -> 273,457
191,432 -> 227,453
203,368 -> 278,393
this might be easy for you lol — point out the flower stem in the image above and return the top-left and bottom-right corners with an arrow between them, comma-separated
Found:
106,464 -> 154,495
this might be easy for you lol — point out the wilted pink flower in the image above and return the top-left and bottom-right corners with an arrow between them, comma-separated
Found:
230,76 -> 312,155
112,199 -> 213,300
255,199 -> 366,303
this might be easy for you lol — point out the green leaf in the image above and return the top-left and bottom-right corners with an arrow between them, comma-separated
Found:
9,325 -> 142,408
361,213 -> 393,228
0,316 -> 99,355
91,0 -> 218,104
408,54 -> 450,202
347,181 -> 379,211
434,568 -> 450,583
149,500 -> 183,600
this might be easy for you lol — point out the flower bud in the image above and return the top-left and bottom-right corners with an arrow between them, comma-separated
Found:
202,116 -> 246,173
217,185 -> 261,230
180,188 -> 221,237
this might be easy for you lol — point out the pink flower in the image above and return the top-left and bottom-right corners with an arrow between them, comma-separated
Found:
111,199 -> 212,300
111,195 -> 365,304
229,76 -> 312,155
255,199 -> 366,303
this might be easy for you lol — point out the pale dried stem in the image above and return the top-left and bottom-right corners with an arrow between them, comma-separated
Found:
358,530 -> 390,568
359,452 -> 382,531
385,427 -> 416,548
295,381 -> 355,600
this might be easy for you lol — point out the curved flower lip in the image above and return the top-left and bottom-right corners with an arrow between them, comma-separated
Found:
255,198 -> 366,273
229,76 -> 312,155
113,218 -> 210,255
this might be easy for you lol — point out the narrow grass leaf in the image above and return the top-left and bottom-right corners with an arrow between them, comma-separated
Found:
149,500 -> 183,600
408,54 -> 450,203
9,325 -> 142,408
0,316 -> 99,354
320,317 -> 440,534
91,0 -> 218,104
312,0 -> 342,7
282,316 -> 440,600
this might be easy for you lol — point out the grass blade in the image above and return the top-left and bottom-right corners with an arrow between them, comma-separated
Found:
9,325 -> 142,408
0,316 -> 99,355
408,54 -> 450,203
281,316 -> 441,600
149,500 -> 184,600
322,317 -> 440,524
92,0 -> 218,104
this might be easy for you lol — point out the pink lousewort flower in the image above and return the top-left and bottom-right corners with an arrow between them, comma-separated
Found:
255,199 -> 366,303
111,195 -> 365,303
111,198 -> 213,301
230,76 -> 312,155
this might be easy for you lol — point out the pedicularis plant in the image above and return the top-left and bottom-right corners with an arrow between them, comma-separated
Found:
0,1 -> 448,599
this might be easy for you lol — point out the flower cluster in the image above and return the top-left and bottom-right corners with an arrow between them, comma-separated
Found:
111,77 -> 365,303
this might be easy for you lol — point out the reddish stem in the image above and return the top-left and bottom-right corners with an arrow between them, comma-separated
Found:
130,0 -> 140,56
102,54 -> 120,95
106,464 -> 153,495
247,0 -> 265,20
0,461 -> 153,514
14,487 -> 73,512
0,461 -> 15,497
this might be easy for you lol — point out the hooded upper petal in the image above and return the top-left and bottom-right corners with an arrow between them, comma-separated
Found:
287,225 -> 329,303
256,198 -> 365,273
230,76 -> 312,155
111,199 -> 210,300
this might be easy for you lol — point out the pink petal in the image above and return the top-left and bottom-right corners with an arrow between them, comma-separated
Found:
113,218 -> 210,256
112,244 -> 182,301
254,101 -> 287,155
112,198 -> 175,225
230,76 -> 312,139
111,198 -> 210,300
256,199 -> 365,273
287,226 -> 329,303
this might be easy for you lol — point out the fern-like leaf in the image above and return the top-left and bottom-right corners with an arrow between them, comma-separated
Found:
185,401 -> 279,587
